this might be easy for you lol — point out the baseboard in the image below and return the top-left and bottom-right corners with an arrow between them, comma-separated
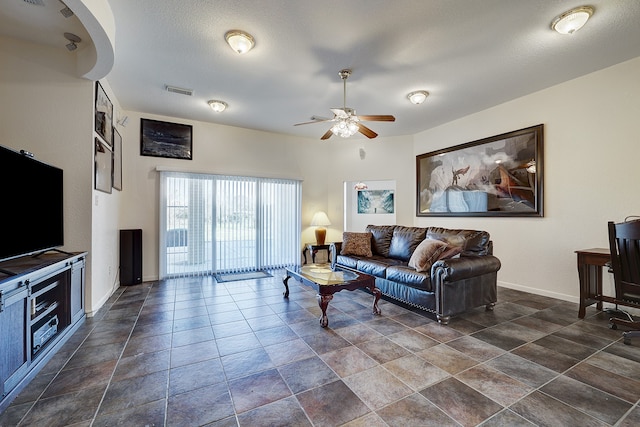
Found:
86,281 -> 119,318
497,280 -> 579,304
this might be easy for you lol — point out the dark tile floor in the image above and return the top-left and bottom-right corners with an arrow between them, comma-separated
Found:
1,271 -> 640,426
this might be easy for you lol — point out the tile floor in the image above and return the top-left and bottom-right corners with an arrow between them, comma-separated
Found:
1,271 -> 640,426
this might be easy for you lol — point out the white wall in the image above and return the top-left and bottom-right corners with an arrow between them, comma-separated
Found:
412,56 -> 640,302
116,111 -> 331,281
0,36 -> 122,316
324,136 -> 415,244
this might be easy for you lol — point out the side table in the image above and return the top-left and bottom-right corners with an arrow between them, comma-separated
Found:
303,243 -> 337,264
576,248 -> 610,318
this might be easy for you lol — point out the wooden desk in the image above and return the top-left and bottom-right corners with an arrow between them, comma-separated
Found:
576,248 -> 610,318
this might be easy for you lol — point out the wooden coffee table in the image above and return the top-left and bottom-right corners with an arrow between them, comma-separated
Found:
283,264 -> 381,327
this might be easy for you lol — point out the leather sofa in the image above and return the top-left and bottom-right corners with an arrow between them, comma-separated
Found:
331,225 -> 501,324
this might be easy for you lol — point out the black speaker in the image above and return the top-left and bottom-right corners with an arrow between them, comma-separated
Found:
120,229 -> 142,285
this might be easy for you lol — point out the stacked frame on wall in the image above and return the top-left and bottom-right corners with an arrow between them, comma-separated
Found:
112,128 -> 122,191
416,124 -> 544,217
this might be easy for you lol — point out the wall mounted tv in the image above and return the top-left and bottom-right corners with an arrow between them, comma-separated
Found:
0,144 -> 64,262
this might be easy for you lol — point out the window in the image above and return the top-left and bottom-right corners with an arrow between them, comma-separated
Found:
159,172 -> 301,278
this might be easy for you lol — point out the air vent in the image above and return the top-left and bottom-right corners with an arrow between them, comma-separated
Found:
23,0 -> 45,5
165,85 -> 194,96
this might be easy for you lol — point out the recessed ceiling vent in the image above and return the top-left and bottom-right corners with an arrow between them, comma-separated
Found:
23,0 -> 45,5
165,85 -> 193,96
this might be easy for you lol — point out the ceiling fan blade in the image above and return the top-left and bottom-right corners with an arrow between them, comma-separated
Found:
294,117 -> 333,126
330,108 -> 349,119
320,129 -> 334,140
357,123 -> 378,139
357,115 -> 396,122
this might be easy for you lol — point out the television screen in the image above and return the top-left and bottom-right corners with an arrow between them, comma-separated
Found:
0,145 -> 64,262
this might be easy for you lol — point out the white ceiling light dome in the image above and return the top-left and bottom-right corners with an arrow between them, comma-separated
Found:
208,100 -> 228,112
225,30 -> 255,54
551,6 -> 594,35
407,90 -> 429,105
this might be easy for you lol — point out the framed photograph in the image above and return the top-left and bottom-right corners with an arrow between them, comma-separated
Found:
357,190 -> 395,214
416,124 -> 544,217
140,118 -> 193,160
112,128 -> 122,191
95,82 -> 113,146
95,138 -> 112,194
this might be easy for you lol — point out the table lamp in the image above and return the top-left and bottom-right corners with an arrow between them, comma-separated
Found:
310,211 -> 331,245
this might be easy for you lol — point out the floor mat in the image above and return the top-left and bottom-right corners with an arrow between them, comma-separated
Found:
215,271 -> 272,283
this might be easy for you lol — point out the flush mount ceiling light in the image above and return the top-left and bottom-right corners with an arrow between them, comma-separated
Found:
63,32 -> 81,51
208,100 -> 228,112
225,30 -> 255,54
407,90 -> 429,105
551,6 -> 594,34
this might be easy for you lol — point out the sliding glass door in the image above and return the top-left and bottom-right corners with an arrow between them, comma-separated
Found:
160,172 -> 301,278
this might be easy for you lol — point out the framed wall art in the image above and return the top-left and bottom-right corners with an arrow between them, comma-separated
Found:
357,190 -> 395,214
112,128 -> 122,191
140,118 -> 193,160
416,124 -> 543,217
95,138 -> 112,194
95,82 -> 113,147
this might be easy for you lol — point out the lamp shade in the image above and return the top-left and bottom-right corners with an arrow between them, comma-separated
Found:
310,211 -> 331,226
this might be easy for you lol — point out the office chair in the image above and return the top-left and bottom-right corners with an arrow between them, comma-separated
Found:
608,219 -> 640,345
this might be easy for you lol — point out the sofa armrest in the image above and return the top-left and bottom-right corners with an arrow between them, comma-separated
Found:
431,255 -> 501,282
330,242 -> 342,267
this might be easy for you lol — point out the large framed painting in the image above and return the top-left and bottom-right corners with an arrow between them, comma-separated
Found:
140,118 -> 193,160
416,124 -> 543,217
95,82 -> 113,147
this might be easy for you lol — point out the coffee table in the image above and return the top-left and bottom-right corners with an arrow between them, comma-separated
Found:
283,264 -> 381,327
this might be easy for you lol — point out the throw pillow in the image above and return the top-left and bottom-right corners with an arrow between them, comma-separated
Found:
408,238 -> 448,272
438,244 -> 463,260
341,232 -> 373,257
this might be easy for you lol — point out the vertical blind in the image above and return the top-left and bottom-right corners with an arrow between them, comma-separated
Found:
159,171 -> 301,278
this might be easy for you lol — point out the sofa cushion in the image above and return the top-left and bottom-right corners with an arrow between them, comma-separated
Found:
365,225 -> 395,257
341,232 -> 373,257
426,227 -> 491,256
408,239 -> 448,272
388,226 -> 427,261
336,254 -> 359,269
356,256 -> 401,278
386,265 -> 432,291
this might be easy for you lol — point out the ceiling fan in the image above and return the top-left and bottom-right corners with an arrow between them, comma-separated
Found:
294,69 -> 395,140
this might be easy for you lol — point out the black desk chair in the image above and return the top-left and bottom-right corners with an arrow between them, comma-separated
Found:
608,219 -> 640,345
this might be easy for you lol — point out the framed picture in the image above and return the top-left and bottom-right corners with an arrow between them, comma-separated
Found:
416,124 -> 544,217
95,138 -> 112,194
357,190 -> 395,214
95,82 -> 113,147
140,118 -> 193,160
112,128 -> 122,191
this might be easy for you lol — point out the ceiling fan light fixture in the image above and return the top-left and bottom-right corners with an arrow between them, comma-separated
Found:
407,90 -> 429,105
551,6 -> 594,34
331,117 -> 359,138
208,100 -> 228,112
225,30 -> 255,54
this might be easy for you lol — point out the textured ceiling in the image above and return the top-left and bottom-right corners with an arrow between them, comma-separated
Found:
3,0 -> 640,140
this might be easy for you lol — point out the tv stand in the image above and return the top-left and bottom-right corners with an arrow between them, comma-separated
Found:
0,251 -> 86,413
31,248 -> 73,258
0,267 -> 17,276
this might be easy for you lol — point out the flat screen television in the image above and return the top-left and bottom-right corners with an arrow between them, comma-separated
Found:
0,144 -> 64,262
